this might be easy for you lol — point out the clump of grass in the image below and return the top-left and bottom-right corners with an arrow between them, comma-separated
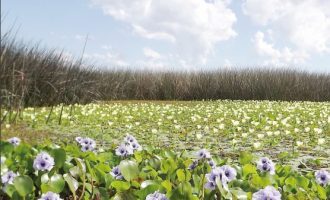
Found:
1,30 -> 330,111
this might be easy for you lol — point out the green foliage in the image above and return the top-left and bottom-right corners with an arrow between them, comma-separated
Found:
1,140 -> 329,199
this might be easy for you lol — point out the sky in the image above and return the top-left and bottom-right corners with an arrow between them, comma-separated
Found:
2,0 -> 330,72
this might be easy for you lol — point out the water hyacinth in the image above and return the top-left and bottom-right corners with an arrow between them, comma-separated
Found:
208,159 -> 216,169
204,165 -> 236,191
188,160 -> 198,170
75,137 -> 83,143
145,191 -> 168,200
115,143 -> 133,157
116,135 -> 142,157
196,149 -> 211,160
125,134 -> 142,151
257,157 -> 275,175
130,141 -> 142,151
33,152 -> 55,171
38,191 -> 63,200
252,186 -> 281,200
124,134 -> 137,143
75,137 -> 96,152
1,171 -> 17,185
221,165 -> 237,182
315,169 -> 330,186
110,166 -> 123,180
7,137 -> 21,146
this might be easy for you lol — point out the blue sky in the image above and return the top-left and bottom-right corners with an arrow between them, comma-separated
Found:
2,0 -> 330,72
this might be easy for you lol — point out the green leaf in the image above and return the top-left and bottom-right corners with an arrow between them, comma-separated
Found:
119,160 -> 139,181
177,169 -> 185,182
285,176 -> 297,187
231,189 -> 248,200
111,180 -> 131,191
317,185 -> 327,199
13,175 -> 34,197
161,180 -> 172,192
296,176 -> 309,190
4,184 -> 16,198
176,169 -> 191,182
63,173 -> 78,198
141,180 -> 160,189
239,151 -> 253,165
135,184 -> 160,199
242,164 -> 257,178
52,148 -> 66,168
216,177 -> 232,199
49,174 -> 65,193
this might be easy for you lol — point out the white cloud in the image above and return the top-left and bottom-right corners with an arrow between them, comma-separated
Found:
253,31 -> 309,65
224,59 -> 233,68
90,0 -> 237,66
84,52 -> 128,67
243,0 -> 330,55
143,47 -> 162,60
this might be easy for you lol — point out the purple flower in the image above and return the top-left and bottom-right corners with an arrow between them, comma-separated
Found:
77,137 -> 96,152
188,160 -> 198,170
110,166 -> 123,180
205,167 -> 227,190
252,186 -> 281,200
115,144 -> 133,157
145,191 -> 168,200
8,137 -> 20,146
125,135 -> 137,144
1,171 -> 17,185
33,152 -> 55,171
205,165 -> 236,191
315,169 -> 330,186
196,149 -> 211,160
257,157 -> 275,175
75,137 -> 82,143
208,159 -> 216,168
38,191 -> 62,200
220,165 -> 237,182
204,181 -> 217,190
130,141 -> 142,151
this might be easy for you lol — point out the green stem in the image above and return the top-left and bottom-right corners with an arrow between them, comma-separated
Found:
199,163 -> 206,199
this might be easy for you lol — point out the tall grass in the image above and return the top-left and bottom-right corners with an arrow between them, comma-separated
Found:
1,31 -> 330,111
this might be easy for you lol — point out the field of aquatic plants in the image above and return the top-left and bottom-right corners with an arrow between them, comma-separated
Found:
1,100 -> 330,199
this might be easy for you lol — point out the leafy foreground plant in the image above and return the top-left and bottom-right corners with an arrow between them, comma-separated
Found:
1,136 -> 330,200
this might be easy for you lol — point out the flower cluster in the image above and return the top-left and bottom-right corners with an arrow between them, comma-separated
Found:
257,157 -> 275,175
315,169 -> 330,186
197,149 -> 211,159
252,186 -> 281,200
188,149 -> 213,170
33,152 -> 55,171
115,134 -> 141,157
204,165 -> 237,191
110,166 -> 123,180
38,191 -> 62,200
8,137 -> 20,146
1,171 -> 17,185
75,137 -> 96,152
145,191 -> 168,200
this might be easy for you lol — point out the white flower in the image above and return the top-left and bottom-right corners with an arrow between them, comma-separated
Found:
296,141 -> 303,147
257,134 -> 264,139
253,142 -> 261,149
151,129 -> 158,134
318,138 -> 325,145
